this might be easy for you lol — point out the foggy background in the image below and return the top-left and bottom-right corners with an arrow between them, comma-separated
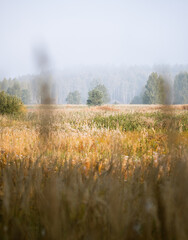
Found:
0,0 -> 188,104
1,0 -> 188,77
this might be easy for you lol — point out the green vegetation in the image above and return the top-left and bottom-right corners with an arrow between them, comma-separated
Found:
0,91 -> 25,115
94,84 -> 110,103
1,68 -> 188,105
66,91 -> 81,104
174,72 -> 188,104
20,89 -> 31,104
143,72 -> 167,104
132,71 -> 188,104
0,79 -> 31,104
87,84 -> 110,105
93,113 -> 145,131
87,88 -> 103,105
92,112 -> 188,132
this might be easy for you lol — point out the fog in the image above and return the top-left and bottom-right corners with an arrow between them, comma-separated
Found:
0,0 -> 188,78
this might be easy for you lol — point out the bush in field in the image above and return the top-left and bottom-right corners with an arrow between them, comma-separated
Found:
87,89 -> 103,106
87,84 -> 110,106
0,91 -> 25,115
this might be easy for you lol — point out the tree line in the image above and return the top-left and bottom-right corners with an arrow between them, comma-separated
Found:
0,67 -> 188,105
131,72 -> 188,104
66,72 -> 188,105
0,78 -> 30,104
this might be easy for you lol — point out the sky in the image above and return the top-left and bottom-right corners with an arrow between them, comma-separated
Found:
0,0 -> 188,77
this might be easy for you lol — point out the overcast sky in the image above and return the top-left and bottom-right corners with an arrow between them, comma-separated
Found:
0,0 -> 188,77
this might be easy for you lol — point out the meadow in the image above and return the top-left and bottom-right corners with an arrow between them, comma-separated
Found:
0,104 -> 188,240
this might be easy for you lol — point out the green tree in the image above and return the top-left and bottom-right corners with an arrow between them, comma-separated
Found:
0,78 -> 9,91
174,72 -> 188,104
21,89 -> 31,104
94,84 -> 110,103
66,91 -> 81,104
143,72 -> 167,104
87,89 -> 103,106
7,82 -> 21,98
0,91 -> 25,115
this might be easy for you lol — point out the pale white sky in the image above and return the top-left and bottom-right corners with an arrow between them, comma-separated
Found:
0,0 -> 188,77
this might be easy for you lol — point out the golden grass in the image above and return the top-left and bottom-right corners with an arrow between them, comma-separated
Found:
0,105 -> 188,239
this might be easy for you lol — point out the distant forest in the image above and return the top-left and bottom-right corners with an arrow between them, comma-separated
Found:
0,65 -> 188,104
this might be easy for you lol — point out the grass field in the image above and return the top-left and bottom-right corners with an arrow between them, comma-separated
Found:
0,105 -> 188,239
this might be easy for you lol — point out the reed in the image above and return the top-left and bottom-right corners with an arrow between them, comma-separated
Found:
0,105 -> 187,239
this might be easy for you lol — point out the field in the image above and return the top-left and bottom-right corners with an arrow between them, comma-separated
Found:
0,104 -> 188,240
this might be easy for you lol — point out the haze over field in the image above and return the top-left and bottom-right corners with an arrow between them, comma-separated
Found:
1,2 -> 188,239
0,0 -> 188,78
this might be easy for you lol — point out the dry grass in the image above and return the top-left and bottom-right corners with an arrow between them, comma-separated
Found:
0,105 -> 188,239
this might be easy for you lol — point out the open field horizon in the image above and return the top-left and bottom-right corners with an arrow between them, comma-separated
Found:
1,0 -> 188,238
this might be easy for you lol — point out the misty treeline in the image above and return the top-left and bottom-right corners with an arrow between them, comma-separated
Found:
132,72 -> 188,105
0,65 -> 188,104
